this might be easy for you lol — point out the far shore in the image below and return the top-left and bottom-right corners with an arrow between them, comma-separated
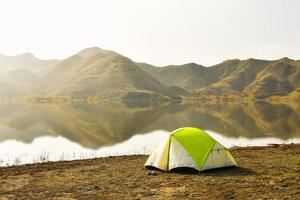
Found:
0,94 -> 299,106
0,144 -> 299,199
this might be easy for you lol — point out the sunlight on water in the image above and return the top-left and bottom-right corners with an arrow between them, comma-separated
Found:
0,130 -> 169,166
206,130 -> 300,147
0,129 -> 299,166
1,102 -> 300,166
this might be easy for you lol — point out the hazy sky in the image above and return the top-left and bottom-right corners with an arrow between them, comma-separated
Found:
0,0 -> 299,66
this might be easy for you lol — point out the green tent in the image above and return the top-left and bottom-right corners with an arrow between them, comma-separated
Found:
145,127 -> 237,171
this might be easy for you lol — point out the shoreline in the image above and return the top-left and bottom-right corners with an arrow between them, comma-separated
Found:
0,95 -> 298,105
0,143 -> 299,168
0,144 -> 299,199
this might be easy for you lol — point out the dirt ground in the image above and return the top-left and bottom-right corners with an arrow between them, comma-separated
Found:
0,144 -> 299,200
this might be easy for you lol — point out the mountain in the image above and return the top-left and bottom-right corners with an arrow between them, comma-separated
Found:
5,68 -> 39,86
43,47 -> 186,100
0,47 -> 299,100
194,59 -> 271,96
288,87 -> 300,100
0,79 -> 32,97
243,58 -> 300,98
0,53 -> 58,75
138,60 -> 241,91
138,63 -> 207,90
0,70 -> 39,98
0,53 -> 58,97
140,57 -> 300,99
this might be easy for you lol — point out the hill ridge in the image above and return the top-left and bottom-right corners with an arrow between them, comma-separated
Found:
0,47 -> 299,100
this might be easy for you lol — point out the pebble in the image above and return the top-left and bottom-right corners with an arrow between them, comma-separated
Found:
7,194 -> 16,199
281,183 -> 289,187
147,171 -> 158,176
189,193 -> 201,198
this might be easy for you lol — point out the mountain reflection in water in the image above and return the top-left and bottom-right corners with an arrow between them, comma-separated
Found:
0,101 -> 300,150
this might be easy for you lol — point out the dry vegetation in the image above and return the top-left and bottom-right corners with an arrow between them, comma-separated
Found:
0,144 -> 299,199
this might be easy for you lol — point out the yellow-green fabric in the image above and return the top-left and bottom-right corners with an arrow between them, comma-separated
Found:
172,127 -> 217,169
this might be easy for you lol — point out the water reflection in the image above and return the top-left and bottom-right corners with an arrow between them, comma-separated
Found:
0,101 -> 300,148
0,130 -> 169,166
1,130 -> 299,166
0,101 -> 300,165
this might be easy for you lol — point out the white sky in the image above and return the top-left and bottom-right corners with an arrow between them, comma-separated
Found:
0,0 -> 299,66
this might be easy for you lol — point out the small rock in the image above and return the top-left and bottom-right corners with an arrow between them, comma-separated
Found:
189,193 -> 201,198
147,171 -> 158,176
143,191 -> 155,196
8,194 -> 15,199
268,143 -> 279,148
281,183 -> 289,187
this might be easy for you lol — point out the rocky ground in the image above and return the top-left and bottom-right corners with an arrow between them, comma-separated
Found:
0,144 -> 299,199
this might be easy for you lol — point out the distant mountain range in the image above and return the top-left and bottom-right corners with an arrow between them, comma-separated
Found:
0,47 -> 299,100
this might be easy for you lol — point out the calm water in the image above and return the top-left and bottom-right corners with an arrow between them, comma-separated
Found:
0,101 -> 300,166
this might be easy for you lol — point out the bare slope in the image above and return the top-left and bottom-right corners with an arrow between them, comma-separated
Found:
0,47 -> 299,99
244,58 -> 300,98
0,53 -> 58,97
0,53 -> 57,75
139,58 -> 300,98
44,47 -> 186,100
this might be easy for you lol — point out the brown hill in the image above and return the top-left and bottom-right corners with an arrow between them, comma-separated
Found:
0,53 -> 57,75
140,57 -> 300,98
243,58 -> 300,98
0,53 -> 58,97
6,68 -> 39,86
138,63 -> 207,90
0,47 -> 299,99
0,79 -> 32,97
0,68 -> 43,97
139,59 -> 242,91
197,58 -> 300,98
43,47 -> 186,100
196,59 -> 271,95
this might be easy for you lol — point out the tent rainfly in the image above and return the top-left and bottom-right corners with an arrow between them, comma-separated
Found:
145,127 -> 237,171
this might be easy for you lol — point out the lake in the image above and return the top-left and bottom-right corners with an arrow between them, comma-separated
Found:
0,101 -> 300,166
